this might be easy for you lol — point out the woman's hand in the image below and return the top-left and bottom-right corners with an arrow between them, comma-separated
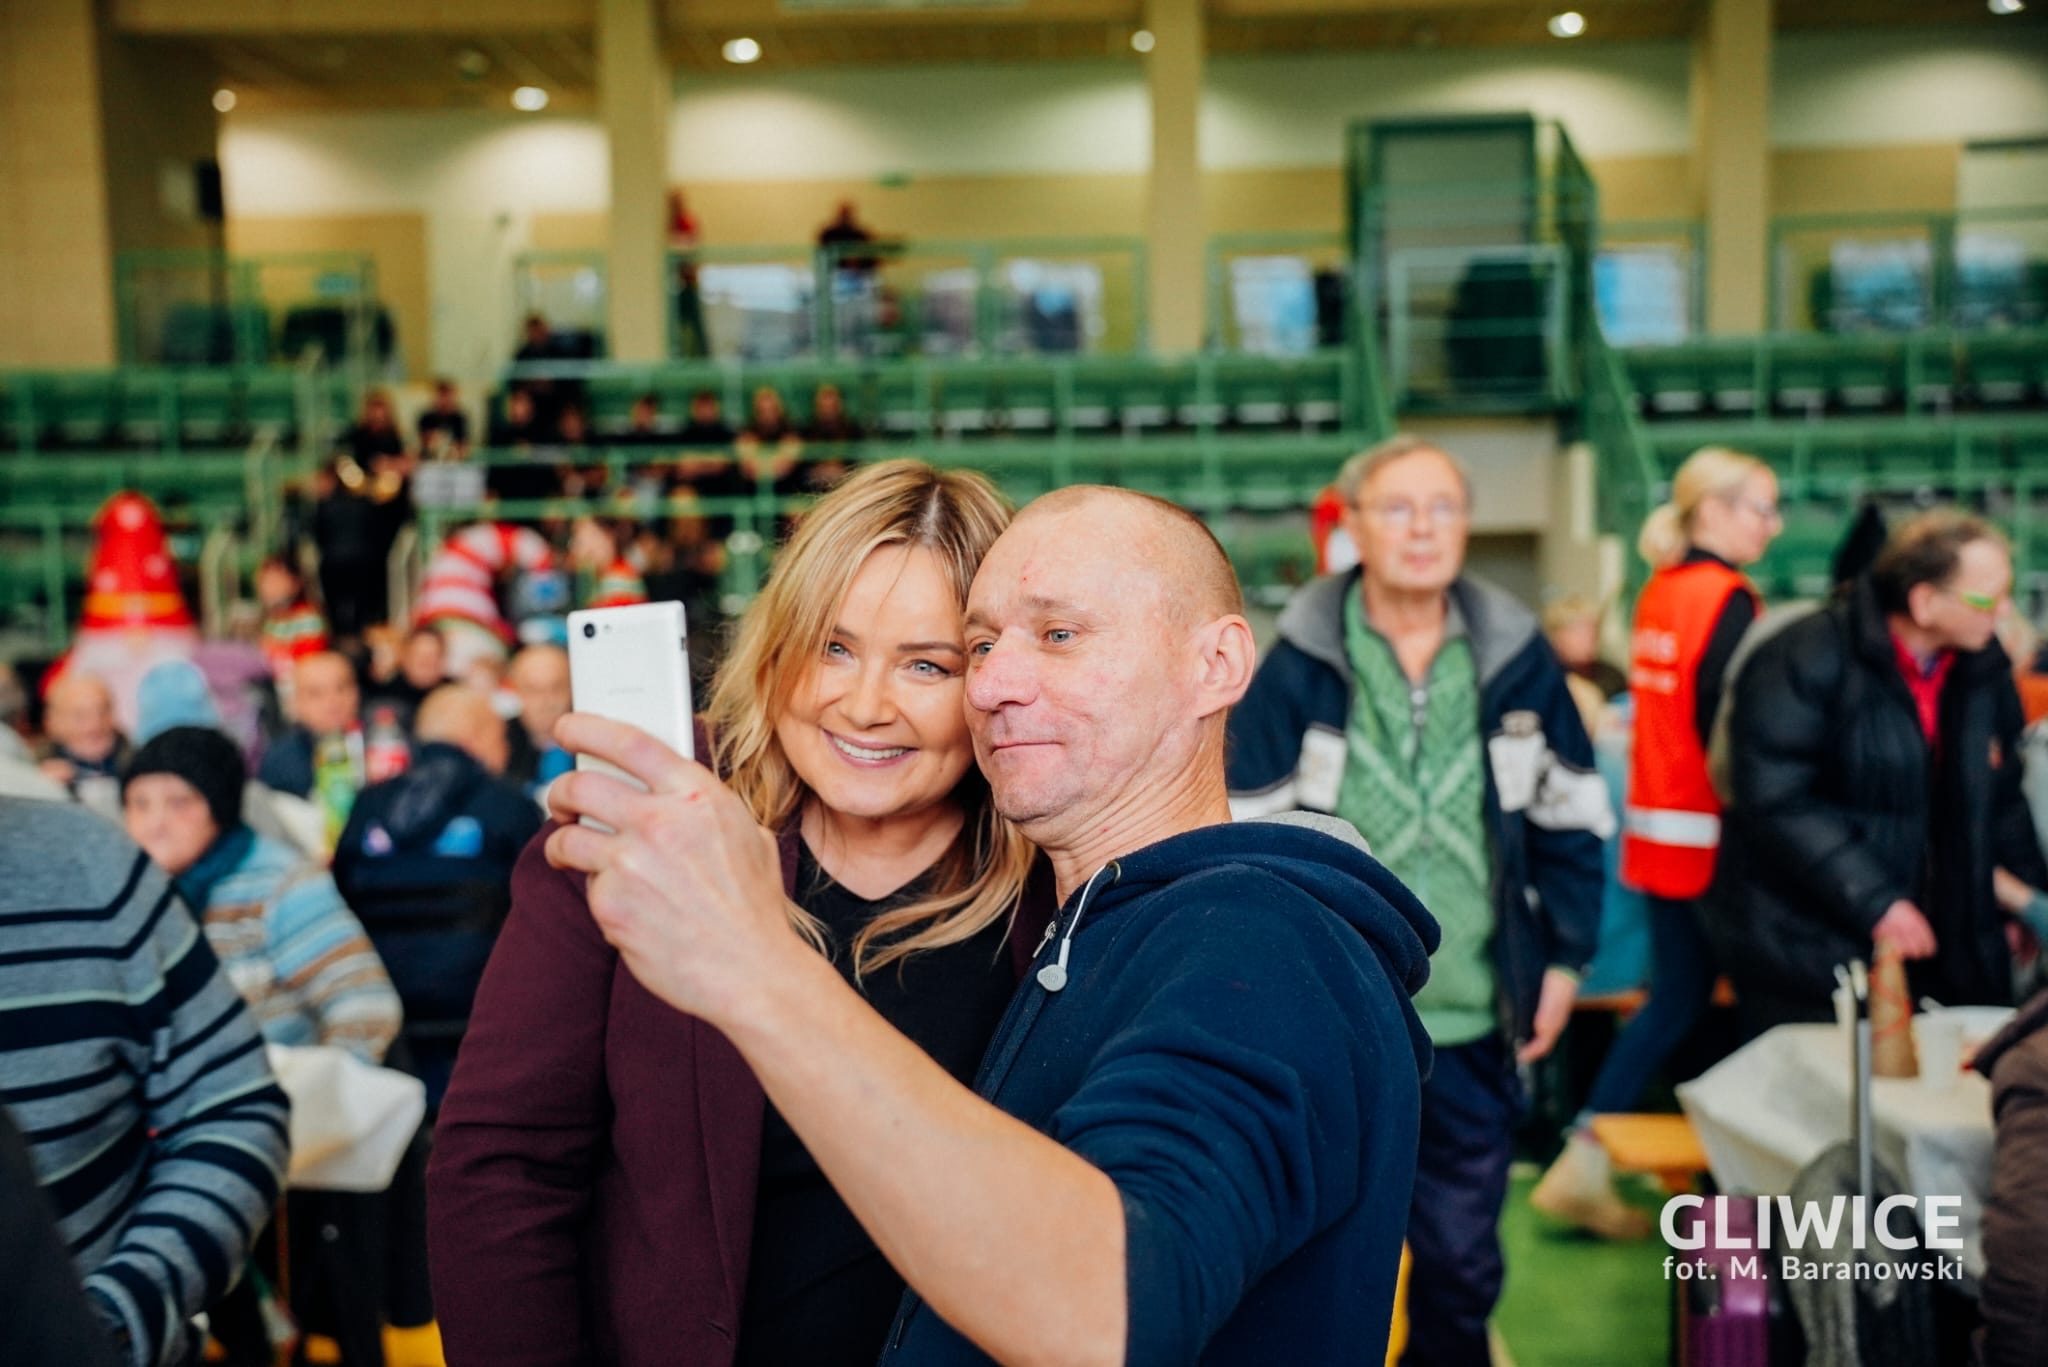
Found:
544,712 -> 797,1027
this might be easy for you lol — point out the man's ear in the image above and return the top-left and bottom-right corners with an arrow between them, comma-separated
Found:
1191,614 -> 1257,719
1906,582 -> 1939,629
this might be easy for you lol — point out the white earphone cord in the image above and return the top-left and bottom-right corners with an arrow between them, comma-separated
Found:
1036,861 -> 1116,993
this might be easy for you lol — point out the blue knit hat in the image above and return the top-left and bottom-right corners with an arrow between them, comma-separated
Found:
135,660 -> 222,745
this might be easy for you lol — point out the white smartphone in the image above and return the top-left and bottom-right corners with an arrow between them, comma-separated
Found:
566,602 -> 695,821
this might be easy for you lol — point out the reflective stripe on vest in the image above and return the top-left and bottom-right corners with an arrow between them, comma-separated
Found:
1623,805 -> 1722,849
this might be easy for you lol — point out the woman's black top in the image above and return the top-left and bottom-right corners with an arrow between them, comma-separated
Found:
734,838 -> 1015,1365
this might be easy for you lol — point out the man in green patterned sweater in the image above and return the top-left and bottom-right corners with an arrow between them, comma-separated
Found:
1228,434 -> 1613,1367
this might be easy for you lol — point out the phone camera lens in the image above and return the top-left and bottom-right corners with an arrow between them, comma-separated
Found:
582,622 -> 597,639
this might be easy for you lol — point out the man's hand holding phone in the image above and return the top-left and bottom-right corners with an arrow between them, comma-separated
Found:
546,713 -> 799,1029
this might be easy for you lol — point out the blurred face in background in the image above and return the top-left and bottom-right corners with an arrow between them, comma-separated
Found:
1915,538 -> 2015,654
123,773 -> 220,877
508,646 -> 571,747
45,674 -> 118,761
1344,449 -> 1471,598
401,630 -> 447,690
254,562 -> 300,611
294,654 -> 361,735
1547,616 -> 1600,670
1691,468 -> 1781,568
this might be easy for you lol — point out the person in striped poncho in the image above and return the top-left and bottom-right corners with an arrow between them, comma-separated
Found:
0,795 -> 290,1367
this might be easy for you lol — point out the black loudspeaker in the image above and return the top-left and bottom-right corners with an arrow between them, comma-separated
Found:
194,159 -> 224,223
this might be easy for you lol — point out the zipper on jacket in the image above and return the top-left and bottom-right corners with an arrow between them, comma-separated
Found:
889,1296 -> 923,1351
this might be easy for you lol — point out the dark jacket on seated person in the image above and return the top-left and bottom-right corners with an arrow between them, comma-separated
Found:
258,725 -> 319,798
331,740 -> 542,1105
1974,989 -> 2048,1367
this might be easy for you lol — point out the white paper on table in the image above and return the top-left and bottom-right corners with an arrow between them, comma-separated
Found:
266,1044 -> 427,1193
1677,1023 -> 1999,1283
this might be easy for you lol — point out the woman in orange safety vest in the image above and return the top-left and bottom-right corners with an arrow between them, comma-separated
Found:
1532,446 -> 1780,1238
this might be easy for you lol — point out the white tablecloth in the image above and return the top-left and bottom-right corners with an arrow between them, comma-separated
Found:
266,1044 -> 426,1193
1677,1023 -> 1998,1282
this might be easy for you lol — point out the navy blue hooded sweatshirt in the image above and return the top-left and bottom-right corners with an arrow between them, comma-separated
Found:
877,815 -> 1438,1367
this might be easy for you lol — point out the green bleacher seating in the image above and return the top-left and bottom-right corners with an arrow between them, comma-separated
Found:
1227,522 -> 1318,605
178,371 -> 238,447
1115,360 -> 1195,434
41,372 -> 118,448
586,372 -> 648,436
1966,335 -> 2035,405
1832,337 -> 1902,411
933,361 -> 999,436
1107,445 -> 1198,502
1212,357 -> 1291,428
873,366 -> 930,438
1702,345 -> 1761,415
1627,347 -> 1705,417
1293,354 -> 1350,431
995,361 -> 1059,434
1064,365 -> 1117,433
243,369 -> 299,440
117,371 -> 172,446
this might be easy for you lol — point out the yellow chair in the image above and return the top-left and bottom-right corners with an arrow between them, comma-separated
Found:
1385,1242 -> 1412,1366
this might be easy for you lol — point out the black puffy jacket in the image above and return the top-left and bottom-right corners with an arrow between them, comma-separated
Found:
1709,576 -> 2047,1020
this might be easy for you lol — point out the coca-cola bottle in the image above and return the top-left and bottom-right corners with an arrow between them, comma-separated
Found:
365,706 -> 411,784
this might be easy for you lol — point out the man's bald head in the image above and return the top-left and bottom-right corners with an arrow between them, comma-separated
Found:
507,645 -> 571,745
291,651 -> 360,736
44,671 -> 118,759
1012,486 -> 1243,626
416,684 -> 510,774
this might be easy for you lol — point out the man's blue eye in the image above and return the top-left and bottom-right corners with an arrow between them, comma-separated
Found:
1046,629 -> 1075,645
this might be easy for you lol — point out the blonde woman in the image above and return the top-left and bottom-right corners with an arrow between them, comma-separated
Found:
428,461 -> 1054,1367
1533,446 -> 1779,1238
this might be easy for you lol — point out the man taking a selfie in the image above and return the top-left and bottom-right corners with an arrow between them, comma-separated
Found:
542,486 -> 1437,1365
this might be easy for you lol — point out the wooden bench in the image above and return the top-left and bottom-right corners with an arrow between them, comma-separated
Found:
1589,1113 -> 1711,1194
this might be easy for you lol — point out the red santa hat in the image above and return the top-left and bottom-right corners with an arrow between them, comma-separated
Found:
79,492 -> 195,631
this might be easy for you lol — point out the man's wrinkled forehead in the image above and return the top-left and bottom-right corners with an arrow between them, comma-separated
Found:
968,503 -> 1164,622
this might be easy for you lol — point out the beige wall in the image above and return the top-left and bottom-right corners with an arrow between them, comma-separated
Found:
1772,144 -> 1959,217
97,36 -> 219,257
0,0 -> 117,366
529,145 -> 1968,253
225,214 -> 432,379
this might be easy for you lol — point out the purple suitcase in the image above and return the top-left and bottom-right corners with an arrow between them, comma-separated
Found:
1679,1205 -> 1777,1360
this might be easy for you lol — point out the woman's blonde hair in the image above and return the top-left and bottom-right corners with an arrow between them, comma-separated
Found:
705,459 -> 1033,978
1638,446 -> 1772,569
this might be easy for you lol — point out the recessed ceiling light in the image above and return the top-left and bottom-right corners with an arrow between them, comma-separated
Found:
1548,10 -> 1587,37
1989,0 -> 2024,14
723,37 -> 762,64
212,88 -> 237,113
1131,29 -> 1155,53
511,85 -> 549,112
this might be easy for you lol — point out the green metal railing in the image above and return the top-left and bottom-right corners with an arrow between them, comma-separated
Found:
113,249 -> 381,390
1770,205 -> 2048,334
659,236 -> 1150,363
1349,117 -> 1600,414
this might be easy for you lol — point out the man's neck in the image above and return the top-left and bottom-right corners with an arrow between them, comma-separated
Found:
1887,614 -> 1947,667
1040,749 -> 1233,902
1361,576 -> 1449,639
